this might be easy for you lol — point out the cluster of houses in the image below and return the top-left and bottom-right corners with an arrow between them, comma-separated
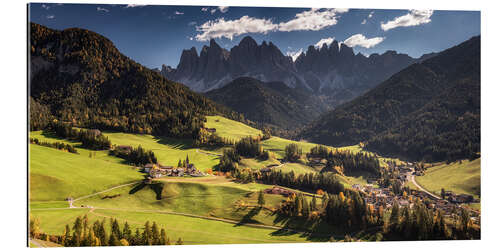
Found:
442,190 -> 476,204
144,162 -> 205,178
351,160 -> 480,225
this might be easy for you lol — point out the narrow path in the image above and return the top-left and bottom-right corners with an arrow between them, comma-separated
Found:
409,175 -> 441,200
73,181 -> 141,202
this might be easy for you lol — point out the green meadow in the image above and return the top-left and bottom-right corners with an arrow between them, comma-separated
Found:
415,158 -> 481,199
29,144 -> 143,201
205,115 -> 262,141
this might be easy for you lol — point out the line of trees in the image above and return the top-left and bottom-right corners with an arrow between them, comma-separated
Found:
308,145 -> 381,177
195,128 -> 235,147
29,215 -> 184,247
29,137 -> 78,154
51,121 -> 111,150
258,170 -> 345,196
384,200 -> 479,240
109,145 -> 157,166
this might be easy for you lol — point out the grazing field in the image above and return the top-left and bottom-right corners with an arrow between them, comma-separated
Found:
29,144 -> 143,201
89,209 -> 310,244
278,163 -> 318,174
239,158 -> 281,170
29,208 -> 91,234
73,181 -> 251,216
101,131 -> 219,172
415,158 -> 481,198
205,115 -> 262,141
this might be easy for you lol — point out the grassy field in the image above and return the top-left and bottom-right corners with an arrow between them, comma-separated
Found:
205,115 -> 262,141
102,132 -> 220,172
239,158 -> 281,170
415,158 -> 481,198
278,163 -> 318,174
29,144 -> 143,201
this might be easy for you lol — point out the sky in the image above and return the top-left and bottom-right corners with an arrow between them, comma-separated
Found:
29,3 -> 480,69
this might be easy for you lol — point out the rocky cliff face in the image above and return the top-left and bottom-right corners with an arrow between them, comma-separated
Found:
162,36 -> 430,99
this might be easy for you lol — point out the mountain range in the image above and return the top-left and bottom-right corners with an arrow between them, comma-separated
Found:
300,36 -> 480,162
161,36 -> 435,107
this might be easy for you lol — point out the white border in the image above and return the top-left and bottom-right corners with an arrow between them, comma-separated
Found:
1,1 -> 499,250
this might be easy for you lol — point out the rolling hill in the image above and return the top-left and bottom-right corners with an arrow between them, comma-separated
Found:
29,22 -> 238,139
205,77 -> 329,129
300,36 -> 480,162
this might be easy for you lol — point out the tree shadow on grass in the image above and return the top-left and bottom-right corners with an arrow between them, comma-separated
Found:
270,211 -> 337,242
129,183 -> 146,195
152,135 -> 193,150
234,206 -> 262,226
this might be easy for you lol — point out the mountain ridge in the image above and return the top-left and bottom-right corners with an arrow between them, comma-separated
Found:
299,36 -> 480,162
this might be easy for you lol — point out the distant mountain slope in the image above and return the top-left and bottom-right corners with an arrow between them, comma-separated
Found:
205,77 -> 329,129
29,22 -> 237,138
300,36 -> 480,162
161,36 -> 428,103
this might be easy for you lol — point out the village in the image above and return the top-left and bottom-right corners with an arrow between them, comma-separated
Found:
350,162 -> 480,224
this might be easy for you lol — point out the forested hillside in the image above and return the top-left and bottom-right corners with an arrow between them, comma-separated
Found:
29,23 -> 238,139
205,77 -> 329,129
300,36 -> 480,162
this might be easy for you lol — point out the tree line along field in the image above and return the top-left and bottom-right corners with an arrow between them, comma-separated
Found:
29,114 -> 479,244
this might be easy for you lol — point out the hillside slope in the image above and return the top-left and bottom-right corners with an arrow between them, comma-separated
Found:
205,77 -> 329,129
29,22 -> 237,139
300,36 -> 480,162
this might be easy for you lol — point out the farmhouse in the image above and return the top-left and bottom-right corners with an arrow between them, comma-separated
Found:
264,186 -> 295,197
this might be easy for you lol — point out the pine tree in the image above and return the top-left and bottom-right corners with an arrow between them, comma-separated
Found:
63,224 -> 71,247
122,222 -> 132,242
152,221 -> 160,245
258,190 -> 265,207
160,228 -> 167,245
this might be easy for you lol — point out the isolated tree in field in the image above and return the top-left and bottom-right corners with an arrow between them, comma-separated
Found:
258,190 -> 265,207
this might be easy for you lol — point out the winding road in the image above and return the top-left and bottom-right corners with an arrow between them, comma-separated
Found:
409,175 -> 441,200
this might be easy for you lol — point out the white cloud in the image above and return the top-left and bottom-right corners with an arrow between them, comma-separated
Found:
194,8 -> 348,41
343,34 -> 385,48
278,8 -> 348,32
286,48 -> 303,61
175,11 -> 184,15
361,11 -> 374,24
201,7 -> 209,12
41,4 -> 50,10
218,6 -> 229,13
195,16 -> 278,41
381,9 -> 433,31
97,7 -> 109,13
124,4 -> 147,8
188,21 -> 197,26
314,37 -> 335,48
46,15 -> 55,19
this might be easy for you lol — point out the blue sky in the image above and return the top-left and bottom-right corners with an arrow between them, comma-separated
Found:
29,3 -> 480,69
